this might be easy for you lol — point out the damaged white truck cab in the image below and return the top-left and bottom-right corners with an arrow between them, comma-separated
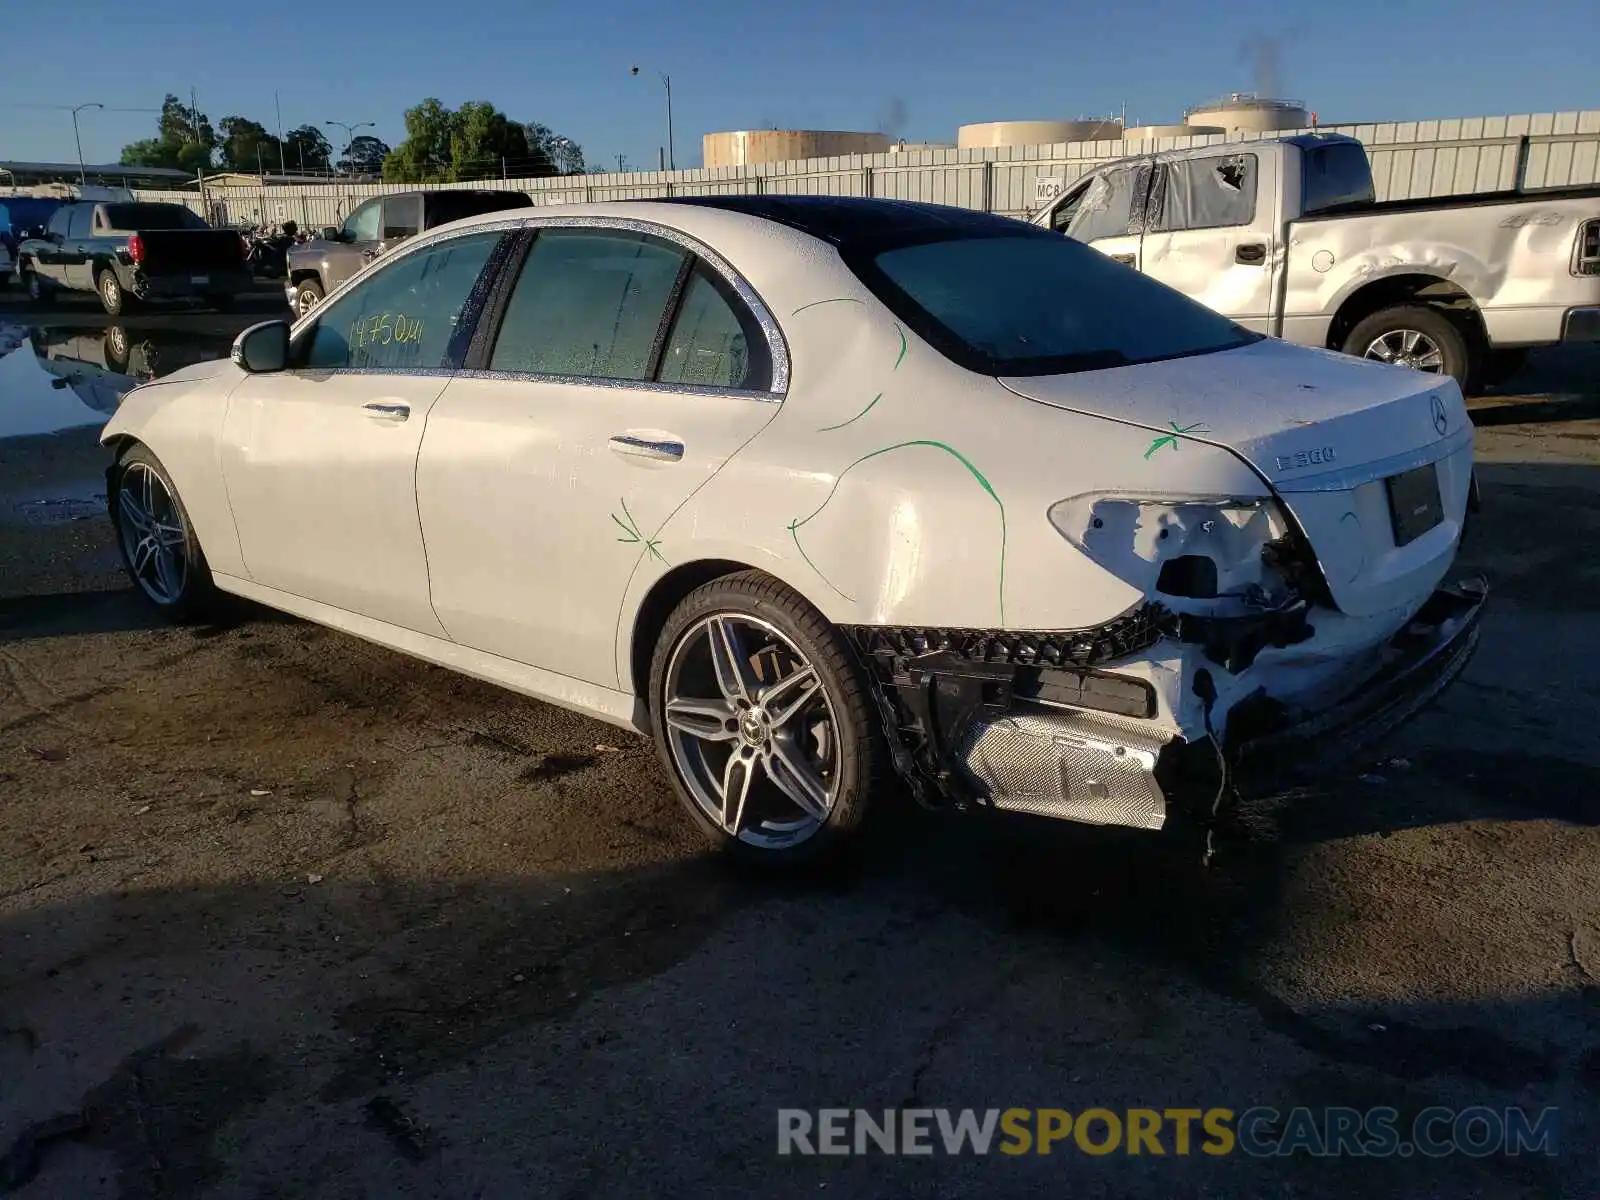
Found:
1032,132 -> 1600,393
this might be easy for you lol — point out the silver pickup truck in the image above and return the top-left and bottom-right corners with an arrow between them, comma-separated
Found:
1032,133 -> 1600,391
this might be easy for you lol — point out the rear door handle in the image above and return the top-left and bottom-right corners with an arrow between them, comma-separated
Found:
1110,252 -> 1137,265
1235,243 -> 1267,265
363,402 -> 410,421
609,434 -> 684,462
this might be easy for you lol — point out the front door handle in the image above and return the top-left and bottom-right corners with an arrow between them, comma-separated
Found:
363,402 -> 410,421
609,434 -> 684,461
1235,243 -> 1267,265
1110,252 -> 1136,266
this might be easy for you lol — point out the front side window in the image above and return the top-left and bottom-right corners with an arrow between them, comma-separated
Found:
382,195 -> 422,242
852,231 -> 1259,377
489,229 -> 687,379
300,231 -> 502,371
1063,167 -> 1140,243
342,199 -> 381,244
1150,154 -> 1257,232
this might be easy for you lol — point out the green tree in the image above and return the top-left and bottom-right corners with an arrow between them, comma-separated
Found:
218,116 -> 284,174
118,93 -> 217,173
339,134 -> 391,177
451,101 -> 530,180
383,98 -> 457,183
525,123 -> 587,175
283,125 -> 333,173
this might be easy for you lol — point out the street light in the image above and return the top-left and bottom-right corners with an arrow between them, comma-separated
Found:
629,66 -> 674,170
325,120 -> 375,175
72,103 -> 104,186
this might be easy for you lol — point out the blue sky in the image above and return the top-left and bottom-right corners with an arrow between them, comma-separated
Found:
2,0 -> 1594,172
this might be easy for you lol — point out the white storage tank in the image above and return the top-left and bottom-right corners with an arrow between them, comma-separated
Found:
957,118 -> 1123,149
1122,124 -> 1224,142
1182,94 -> 1309,135
702,130 -> 891,168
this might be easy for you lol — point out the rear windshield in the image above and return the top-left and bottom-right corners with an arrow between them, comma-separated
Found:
849,232 -> 1259,376
429,191 -> 533,225
101,204 -> 209,230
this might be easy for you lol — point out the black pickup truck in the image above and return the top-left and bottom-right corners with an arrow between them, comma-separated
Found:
16,201 -> 253,315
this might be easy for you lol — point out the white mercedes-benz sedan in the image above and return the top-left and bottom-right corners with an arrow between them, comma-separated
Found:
100,196 -> 1485,864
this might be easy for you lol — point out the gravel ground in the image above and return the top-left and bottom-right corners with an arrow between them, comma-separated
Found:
1,338 -> 1598,1199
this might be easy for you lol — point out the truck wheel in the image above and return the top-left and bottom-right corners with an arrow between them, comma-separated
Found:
97,268 -> 128,316
293,279 -> 323,317
647,571 -> 886,867
1344,305 -> 1478,394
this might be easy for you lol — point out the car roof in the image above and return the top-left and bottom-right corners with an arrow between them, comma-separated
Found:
648,195 -> 1033,245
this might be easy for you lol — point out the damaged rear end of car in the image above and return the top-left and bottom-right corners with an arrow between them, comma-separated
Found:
838,226 -> 1485,834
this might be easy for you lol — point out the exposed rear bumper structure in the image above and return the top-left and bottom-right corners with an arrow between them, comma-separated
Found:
854,578 -> 1486,832
131,269 -> 254,300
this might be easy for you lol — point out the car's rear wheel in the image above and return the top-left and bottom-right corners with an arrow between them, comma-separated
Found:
1344,304 -> 1477,393
111,444 -> 219,622
648,572 -> 884,866
97,268 -> 128,316
293,279 -> 323,316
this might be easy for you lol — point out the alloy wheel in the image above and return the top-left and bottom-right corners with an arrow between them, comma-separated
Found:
662,613 -> 839,850
101,273 -> 121,310
117,463 -> 189,605
295,288 -> 320,316
1363,328 -> 1444,372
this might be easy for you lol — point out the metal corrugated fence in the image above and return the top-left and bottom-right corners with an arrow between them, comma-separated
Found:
135,109 -> 1600,229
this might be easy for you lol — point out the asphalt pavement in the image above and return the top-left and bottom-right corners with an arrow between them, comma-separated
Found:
1,320 -> 1598,1199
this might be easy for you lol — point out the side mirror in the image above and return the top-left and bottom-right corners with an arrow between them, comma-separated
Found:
231,321 -> 291,373
321,226 -> 340,241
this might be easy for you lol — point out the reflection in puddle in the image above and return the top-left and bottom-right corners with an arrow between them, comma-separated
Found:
0,320 -> 230,440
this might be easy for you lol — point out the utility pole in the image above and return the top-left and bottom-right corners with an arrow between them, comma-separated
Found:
275,91 -> 287,174
629,67 -> 675,170
71,102 -> 104,186
325,120 -> 374,176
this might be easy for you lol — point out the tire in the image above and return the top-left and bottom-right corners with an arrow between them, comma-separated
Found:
206,294 -> 235,313
292,279 -> 324,317
97,268 -> 127,316
110,444 -> 220,623
647,571 -> 886,867
1343,304 -> 1480,394
104,324 -> 132,374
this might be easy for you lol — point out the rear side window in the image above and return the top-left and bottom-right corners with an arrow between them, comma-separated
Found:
1301,143 -> 1375,216
68,207 -> 94,238
382,195 -> 422,241
301,231 -> 502,371
657,266 -> 769,390
1150,154 -> 1257,232
430,191 -> 533,225
47,208 -> 72,239
489,229 -> 686,379
101,204 -> 206,230
853,232 -> 1259,376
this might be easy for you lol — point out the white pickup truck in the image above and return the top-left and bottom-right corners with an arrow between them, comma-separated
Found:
1032,133 -> 1600,392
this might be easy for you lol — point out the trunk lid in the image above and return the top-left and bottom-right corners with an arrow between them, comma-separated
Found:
1000,337 -> 1475,617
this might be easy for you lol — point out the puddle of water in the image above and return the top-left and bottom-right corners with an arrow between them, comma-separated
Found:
0,320 -> 231,440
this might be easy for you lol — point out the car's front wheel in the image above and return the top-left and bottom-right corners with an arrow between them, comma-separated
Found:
110,444 -> 219,622
293,279 -> 324,316
648,572 -> 884,866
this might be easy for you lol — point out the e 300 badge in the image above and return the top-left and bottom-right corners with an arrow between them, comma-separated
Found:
1274,446 -> 1338,473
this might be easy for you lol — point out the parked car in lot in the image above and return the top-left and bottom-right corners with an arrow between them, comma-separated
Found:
1032,132 -> 1600,392
286,188 -> 533,315
99,197 -> 1485,865
15,201 -> 253,314
0,197 -> 69,287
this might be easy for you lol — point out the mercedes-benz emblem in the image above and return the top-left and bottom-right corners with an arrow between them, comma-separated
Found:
1430,393 -> 1449,437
